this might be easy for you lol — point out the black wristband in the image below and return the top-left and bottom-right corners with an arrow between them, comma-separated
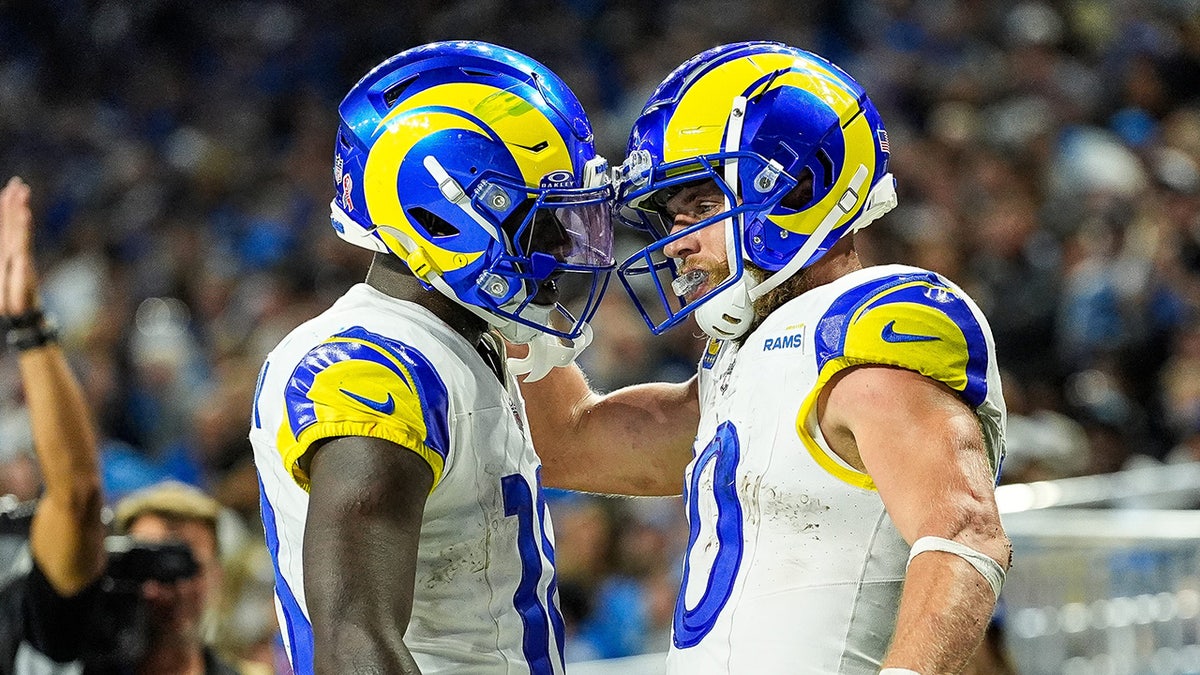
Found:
5,311 -> 58,352
4,309 -> 45,330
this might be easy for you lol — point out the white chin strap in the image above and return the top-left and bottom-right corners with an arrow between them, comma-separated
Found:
424,267 -> 592,382
693,164 -> 898,342
508,323 -> 593,382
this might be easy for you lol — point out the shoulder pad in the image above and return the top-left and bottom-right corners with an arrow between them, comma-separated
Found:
814,272 -> 991,407
277,326 -> 451,490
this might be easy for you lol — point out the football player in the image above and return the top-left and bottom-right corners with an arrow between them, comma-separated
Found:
250,41 -> 614,674
520,42 -> 1010,674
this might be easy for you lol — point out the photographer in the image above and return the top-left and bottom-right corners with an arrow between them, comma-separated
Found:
0,177 -> 237,675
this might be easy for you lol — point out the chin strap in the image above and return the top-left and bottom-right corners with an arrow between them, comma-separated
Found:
748,164 -> 872,302
422,155 -> 505,246
751,169 -> 897,305
429,272 -> 591,382
508,323 -> 593,382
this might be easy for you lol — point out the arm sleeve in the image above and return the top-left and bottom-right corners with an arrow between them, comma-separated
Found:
275,326 -> 452,491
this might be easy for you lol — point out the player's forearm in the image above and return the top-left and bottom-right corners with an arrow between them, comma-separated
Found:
531,374 -> 698,496
308,562 -> 424,675
882,539 -> 1007,673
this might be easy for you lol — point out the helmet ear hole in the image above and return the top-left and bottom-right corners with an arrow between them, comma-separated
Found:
816,150 -> 835,187
781,168 -> 815,210
408,207 -> 460,238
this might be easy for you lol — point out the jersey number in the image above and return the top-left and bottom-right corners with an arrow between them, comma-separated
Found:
674,421 -> 743,648
502,469 -> 565,674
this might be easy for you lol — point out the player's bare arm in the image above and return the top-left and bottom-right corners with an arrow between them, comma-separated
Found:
1,177 -> 106,597
303,436 -> 433,674
818,365 -> 1010,674
519,363 -> 699,496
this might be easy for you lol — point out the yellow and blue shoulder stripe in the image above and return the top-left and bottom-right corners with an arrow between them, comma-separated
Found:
277,326 -> 451,491
813,272 -> 989,407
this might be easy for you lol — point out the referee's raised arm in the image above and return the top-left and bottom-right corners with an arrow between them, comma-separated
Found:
1,176 -> 106,598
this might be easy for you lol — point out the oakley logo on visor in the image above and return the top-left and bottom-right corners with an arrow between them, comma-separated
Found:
540,170 -> 575,189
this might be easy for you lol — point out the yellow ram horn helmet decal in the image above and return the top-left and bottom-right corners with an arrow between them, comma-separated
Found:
362,82 -> 575,274
663,53 -> 877,237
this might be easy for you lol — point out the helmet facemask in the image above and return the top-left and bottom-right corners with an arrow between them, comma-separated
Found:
475,161 -> 616,344
616,95 -> 799,338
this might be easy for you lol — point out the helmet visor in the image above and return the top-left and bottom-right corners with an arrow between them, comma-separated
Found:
479,180 -> 616,340
522,186 -> 615,269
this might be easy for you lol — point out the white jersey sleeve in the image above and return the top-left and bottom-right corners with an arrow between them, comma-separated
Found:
271,324 -> 452,491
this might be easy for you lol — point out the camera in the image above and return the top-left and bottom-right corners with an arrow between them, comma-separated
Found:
79,536 -> 201,665
103,536 -> 199,588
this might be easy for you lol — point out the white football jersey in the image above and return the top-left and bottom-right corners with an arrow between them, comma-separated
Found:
667,265 -> 1006,674
251,283 -> 565,675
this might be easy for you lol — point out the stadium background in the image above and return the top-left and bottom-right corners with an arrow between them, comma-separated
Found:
1,0 -> 1199,671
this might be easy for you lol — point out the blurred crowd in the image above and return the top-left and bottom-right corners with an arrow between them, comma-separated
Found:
0,0 -> 1198,667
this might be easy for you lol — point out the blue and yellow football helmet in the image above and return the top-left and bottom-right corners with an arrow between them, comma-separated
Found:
614,41 -> 898,339
332,41 -> 614,355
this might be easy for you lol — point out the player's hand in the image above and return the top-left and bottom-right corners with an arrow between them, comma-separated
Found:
0,177 -> 39,317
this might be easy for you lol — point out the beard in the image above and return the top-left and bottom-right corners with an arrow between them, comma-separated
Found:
703,258 -> 732,293
744,258 -> 824,322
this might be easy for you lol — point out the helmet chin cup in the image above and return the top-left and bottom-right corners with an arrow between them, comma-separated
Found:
508,323 -> 594,382
694,273 -> 756,340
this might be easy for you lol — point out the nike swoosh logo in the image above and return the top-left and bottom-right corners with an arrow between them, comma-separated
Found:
340,389 -> 396,415
880,320 -> 939,343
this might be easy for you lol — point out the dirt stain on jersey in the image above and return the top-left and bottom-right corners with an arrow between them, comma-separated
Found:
758,486 -> 830,535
